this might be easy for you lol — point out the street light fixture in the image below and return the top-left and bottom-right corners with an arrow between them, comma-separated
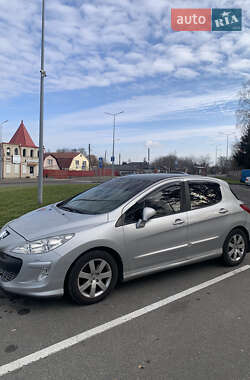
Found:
105,111 -> 124,177
0,120 -> 8,180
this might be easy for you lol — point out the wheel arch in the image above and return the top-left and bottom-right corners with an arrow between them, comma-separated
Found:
64,246 -> 124,292
228,226 -> 249,251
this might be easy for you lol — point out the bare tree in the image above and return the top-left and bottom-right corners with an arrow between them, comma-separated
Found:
56,147 -> 87,155
234,81 -> 250,168
236,80 -> 250,134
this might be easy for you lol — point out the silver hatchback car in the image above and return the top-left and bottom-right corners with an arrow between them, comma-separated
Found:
0,174 -> 250,305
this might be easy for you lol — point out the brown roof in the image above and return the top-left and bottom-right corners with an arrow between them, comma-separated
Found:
45,152 -> 79,169
9,121 -> 37,148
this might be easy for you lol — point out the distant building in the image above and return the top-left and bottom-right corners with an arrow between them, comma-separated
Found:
194,166 -> 207,176
111,161 -> 151,175
43,154 -> 60,170
43,152 -> 89,171
1,121 -> 39,178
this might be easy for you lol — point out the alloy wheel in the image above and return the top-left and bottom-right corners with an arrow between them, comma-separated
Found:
77,259 -> 112,298
227,234 -> 245,262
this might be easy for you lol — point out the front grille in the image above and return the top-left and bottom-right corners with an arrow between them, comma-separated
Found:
0,252 -> 22,282
0,269 -> 17,282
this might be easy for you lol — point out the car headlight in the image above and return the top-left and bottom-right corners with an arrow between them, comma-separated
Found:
11,234 -> 74,254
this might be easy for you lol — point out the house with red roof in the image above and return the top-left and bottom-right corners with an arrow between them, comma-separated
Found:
43,152 -> 89,171
1,121 -> 39,178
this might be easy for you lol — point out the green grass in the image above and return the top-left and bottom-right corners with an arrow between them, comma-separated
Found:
0,184 -> 96,227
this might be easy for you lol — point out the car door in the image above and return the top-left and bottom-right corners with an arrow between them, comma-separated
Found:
121,181 -> 189,272
186,180 -> 231,258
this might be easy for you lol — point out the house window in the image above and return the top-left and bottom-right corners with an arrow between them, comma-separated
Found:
30,150 -> 34,158
75,160 -> 80,168
48,159 -> 53,166
14,148 -> 18,155
23,149 -> 26,157
82,161 -> 86,169
6,147 -> 10,156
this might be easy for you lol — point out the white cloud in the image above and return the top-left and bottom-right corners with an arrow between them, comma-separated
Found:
174,68 -> 199,79
229,59 -> 250,71
0,0 -> 249,98
35,86 -> 238,149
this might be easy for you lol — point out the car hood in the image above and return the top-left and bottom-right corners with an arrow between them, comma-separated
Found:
8,204 -> 109,241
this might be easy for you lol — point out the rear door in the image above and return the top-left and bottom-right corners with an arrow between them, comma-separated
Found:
186,180 -> 231,258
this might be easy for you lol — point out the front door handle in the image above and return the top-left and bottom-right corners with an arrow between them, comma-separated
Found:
173,219 -> 184,225
219,208 -> 229,214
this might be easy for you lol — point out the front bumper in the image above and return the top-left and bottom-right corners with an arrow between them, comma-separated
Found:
0,250 -> 64,297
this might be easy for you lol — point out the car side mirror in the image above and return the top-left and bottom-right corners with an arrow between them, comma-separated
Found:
136,207 -> 156,229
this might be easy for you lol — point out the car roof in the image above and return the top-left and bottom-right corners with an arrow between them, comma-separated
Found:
119,174 -> 226,186
121,173 -> 187,181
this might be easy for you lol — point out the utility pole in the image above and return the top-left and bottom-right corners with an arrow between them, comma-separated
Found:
105,111 -> 124,177
148,147 -> 150,165
215,145 -> 221,166
119,153 -> 121,166
88,144 -> 91,171
38,0 -> 46,204
0,120 -> 8,180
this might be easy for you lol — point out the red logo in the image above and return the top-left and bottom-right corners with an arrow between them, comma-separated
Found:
171,9 -> 211,31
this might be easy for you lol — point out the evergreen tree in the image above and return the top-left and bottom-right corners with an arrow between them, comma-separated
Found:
233,128 -> 250,168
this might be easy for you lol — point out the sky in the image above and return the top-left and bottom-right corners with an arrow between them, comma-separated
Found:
0,0 -> 250,164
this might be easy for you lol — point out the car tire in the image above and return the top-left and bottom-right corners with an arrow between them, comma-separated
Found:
222,229 -> 248,266
66,250 -> 118,305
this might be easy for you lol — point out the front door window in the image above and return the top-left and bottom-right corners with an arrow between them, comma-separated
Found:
124,183 -> 182,225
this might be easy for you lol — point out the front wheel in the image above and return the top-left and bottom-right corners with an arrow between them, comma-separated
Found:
66,250 -> 118,305
222,229 -> 248,266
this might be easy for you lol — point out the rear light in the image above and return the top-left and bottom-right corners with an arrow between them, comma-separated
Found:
240,204 -> 250,214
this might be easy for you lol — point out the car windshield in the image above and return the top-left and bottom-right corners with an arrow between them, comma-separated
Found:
57,176 -> 159,214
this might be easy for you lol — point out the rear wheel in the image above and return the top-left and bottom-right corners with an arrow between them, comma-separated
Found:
222,229 -> 248,266
66,250 -> 118,305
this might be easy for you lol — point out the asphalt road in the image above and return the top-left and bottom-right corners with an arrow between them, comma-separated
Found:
0,184 -> 249,380
0,177 -> 107,187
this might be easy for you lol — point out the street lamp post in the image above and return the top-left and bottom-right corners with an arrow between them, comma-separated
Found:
209,142 -> 221,167
105,111 -> 124,177
0,120 -> 8,180
38,0 -> 46,205
219,132 -> 235,173
219,132 -> 234,161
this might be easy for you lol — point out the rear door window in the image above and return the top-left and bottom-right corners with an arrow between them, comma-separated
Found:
188,182 -> 222,210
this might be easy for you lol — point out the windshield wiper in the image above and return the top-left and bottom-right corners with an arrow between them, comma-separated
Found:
59,206 -> 81,214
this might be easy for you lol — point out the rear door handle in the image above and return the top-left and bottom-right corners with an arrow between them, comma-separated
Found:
173,219 -> 184,225
219,208 -> 228,214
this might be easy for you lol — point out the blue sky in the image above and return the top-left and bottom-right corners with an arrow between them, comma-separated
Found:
0,0 -> 249,164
